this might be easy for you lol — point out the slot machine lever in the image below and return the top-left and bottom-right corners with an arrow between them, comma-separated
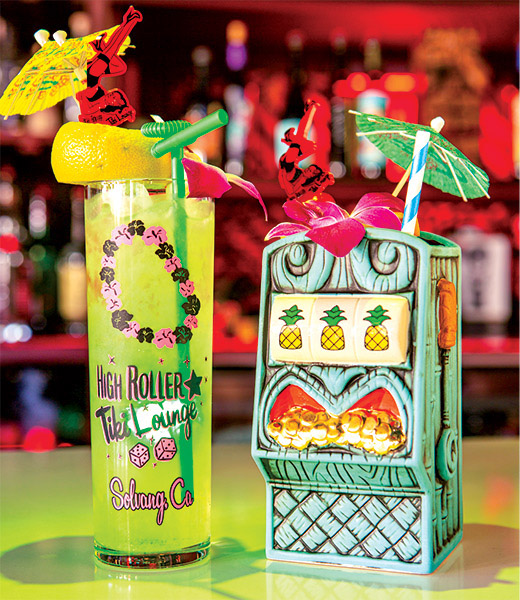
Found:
436,279 -> 458,482
438,279 -> 457,355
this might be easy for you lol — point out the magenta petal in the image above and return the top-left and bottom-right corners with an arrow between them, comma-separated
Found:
283,200 -> 315,223
354,192 -> 405,214
306,199 -> 348,220
310,215 -> 341,228
265,222 -> 310,240
352,206 -> 402,230
226,173 -> 267,219
183,158 -> 232,198
306,218 -> 366,257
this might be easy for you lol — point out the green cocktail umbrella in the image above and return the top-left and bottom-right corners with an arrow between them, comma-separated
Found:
350,111 -> 490,201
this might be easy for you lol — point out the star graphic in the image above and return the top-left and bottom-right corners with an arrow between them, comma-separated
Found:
142,404 -> 149,412
183,357 -> 190,367
108,355 -> 115,365
153,463 -> 157,468
158,358 -> 164,365
150,436 -> 155,446
106,453 -> 110,459
184,369 -> 202,400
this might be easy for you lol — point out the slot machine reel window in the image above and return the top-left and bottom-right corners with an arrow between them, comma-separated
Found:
270,294 -> 411,366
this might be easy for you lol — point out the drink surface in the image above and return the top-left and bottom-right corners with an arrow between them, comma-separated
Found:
85,180 -> 214,557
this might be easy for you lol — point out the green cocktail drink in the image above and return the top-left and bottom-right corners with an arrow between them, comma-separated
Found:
0,3 -> 251,567
85,179 -> 214,567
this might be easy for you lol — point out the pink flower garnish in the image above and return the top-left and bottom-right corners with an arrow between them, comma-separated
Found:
122,321 -> 140,338
182,157 -> 267,219
184,315 -> 198,329
106,297 -> 122,311
179,280 -> 194,297
101,255 -> 116,268
153,328 -> 176,349
143,226 -> 167,246
164,256 -> 182,273
265,193 -> 404,257
101,280 -> 121,299
111,225 -> 133,246
350,192 -> 406,228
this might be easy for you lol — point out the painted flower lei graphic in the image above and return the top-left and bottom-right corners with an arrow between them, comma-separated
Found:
99,219 -> 200,349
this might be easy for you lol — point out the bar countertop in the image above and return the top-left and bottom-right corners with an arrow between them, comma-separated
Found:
0,438 -> 518,600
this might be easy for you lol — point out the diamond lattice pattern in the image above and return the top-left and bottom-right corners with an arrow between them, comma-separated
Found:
273,488 -> 422,563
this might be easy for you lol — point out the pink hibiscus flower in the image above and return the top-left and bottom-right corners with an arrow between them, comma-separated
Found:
101,255 -> 116,268
182,157 -> 267,219
164,256 -> 182,273
179,280 -> 195,297
111,225 -> 133,246
106,297 -> 122,311
143,226 -> 168,246
153,328 -> 176,349
122,321 -> 140,338
265,193 -> 404,257
184,315 -> 198,329
101,280 -> 121,299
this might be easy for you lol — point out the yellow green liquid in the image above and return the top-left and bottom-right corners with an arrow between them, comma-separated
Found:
84,180 -> 214,567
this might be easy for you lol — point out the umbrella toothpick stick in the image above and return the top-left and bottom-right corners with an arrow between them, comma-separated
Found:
392,164 -> 412,197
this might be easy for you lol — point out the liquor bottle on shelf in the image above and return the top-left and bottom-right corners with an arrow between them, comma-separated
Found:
356,39 -> 388,179
27,184 -> 58,333
56,188 -> 87,336
514,87 -> 519,179
0,18 -> 20,135
0,166 -> 32,343
364,38 -> 383,80
273,30 -> 313,167
223,20 -> 252,177
451,226 -> 513,336
329,29 -> 348,179
184,45 -> 224,166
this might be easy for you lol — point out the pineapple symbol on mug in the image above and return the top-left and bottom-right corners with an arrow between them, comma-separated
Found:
279,305 -> 304,349
320,305 -> 346,350
364,305 -> 391,351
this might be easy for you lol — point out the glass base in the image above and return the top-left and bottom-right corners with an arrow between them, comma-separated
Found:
94,539 -> 209,569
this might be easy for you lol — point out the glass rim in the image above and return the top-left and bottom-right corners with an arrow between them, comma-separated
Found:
84,180 -> 214,201
84,178 -> 177,185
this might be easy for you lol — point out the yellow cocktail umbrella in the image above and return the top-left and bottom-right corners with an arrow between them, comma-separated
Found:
0,25 -> 131,119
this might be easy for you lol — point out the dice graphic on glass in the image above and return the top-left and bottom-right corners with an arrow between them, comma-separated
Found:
154,437 -> 177,461
129,442 -> 150,468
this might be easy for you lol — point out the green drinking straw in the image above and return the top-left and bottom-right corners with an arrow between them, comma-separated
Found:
141,109 -> 229,199
141,110 -> 229,498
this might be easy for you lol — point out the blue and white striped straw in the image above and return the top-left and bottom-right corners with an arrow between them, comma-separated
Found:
401,129 -> 431,234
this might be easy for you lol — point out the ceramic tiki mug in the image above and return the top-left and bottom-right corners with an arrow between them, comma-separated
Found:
252,228 -> 462,574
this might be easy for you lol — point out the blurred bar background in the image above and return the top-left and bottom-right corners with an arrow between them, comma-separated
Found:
0,0 -> 518,450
